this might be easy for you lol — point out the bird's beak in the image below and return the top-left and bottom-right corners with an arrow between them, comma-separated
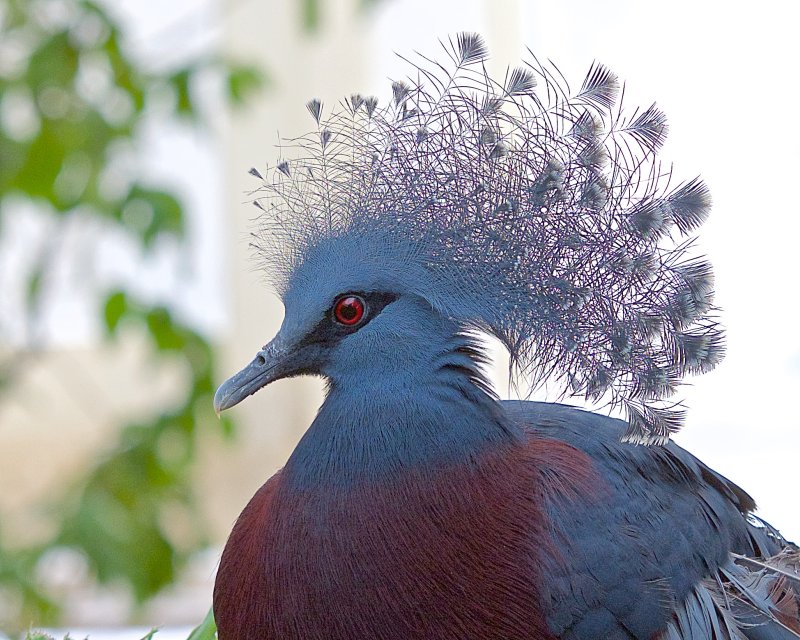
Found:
213,339 -> 289,414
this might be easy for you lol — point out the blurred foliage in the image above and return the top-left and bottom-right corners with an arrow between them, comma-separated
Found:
22,606 -> 216,639
300,0 -> 386,32
0,0 -> 261,633
1,0 -> 390,635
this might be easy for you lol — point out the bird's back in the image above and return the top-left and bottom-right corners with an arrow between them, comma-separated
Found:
507,400 -> 799,639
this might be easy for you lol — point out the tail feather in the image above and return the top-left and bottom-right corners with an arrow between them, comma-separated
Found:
661,549 -> 800,639
724,551 -> 800,636
661,581 -> 749,640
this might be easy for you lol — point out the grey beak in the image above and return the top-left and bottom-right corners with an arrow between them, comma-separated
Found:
214,341 -> 285,414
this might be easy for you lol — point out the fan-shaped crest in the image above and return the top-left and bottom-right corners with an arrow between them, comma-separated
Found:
248,33 -> 724,444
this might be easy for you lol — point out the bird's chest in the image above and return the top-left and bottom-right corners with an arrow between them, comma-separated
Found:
214,450 -> 556,640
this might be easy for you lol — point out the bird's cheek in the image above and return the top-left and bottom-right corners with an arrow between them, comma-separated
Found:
285,343 -> 329,377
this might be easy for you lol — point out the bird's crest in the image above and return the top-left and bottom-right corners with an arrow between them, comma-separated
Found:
247,33 -> 724,445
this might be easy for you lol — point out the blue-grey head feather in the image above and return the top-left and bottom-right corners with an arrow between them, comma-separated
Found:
248,33 -> 724,445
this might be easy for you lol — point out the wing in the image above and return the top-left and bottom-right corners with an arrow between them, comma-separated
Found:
503,401 -> 799,639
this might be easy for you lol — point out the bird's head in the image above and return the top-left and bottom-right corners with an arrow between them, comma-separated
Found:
214,33 -> 725,444
213,231 -> 475,413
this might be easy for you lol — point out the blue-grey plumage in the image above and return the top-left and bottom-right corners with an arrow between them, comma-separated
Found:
213,33 -> 800,640
513,402 -> 798,639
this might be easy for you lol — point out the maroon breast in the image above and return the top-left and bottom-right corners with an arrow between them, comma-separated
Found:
214,438 -> 595,640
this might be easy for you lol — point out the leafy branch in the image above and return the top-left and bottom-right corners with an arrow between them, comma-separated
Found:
0,0 -> 261,632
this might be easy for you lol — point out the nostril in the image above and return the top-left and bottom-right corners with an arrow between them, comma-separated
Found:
255,354 -> 266,366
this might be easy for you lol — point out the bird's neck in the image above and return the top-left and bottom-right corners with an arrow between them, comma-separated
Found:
283,363 -> 521,489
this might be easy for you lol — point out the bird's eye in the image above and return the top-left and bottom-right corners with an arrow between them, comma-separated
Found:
333,295 -> 366,326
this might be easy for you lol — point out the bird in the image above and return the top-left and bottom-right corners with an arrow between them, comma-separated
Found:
212,33 -> 799,639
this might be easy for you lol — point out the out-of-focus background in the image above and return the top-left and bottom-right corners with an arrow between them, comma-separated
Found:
1,0 -> 798,635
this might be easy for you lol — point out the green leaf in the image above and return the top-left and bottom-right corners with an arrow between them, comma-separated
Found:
103,291 -> 128,334
0,132 -> 27,193
103,31 -> 146,111
58,443 -> 180,601
141,189 -> 184,239
186,608 -> 217,640
226,64 -> 265,105
301,0 -> 321,32
169,69 -> 195,119
8,113 -> 116,210
9,122 -> 68,200
26,32 -> 79,90
2,1 -> 27,29
117,185 -> 184,245
26,265 -> 44,308
146,308 -> 187,352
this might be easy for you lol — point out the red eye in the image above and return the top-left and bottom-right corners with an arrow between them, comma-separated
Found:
333,295 -> 366,326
